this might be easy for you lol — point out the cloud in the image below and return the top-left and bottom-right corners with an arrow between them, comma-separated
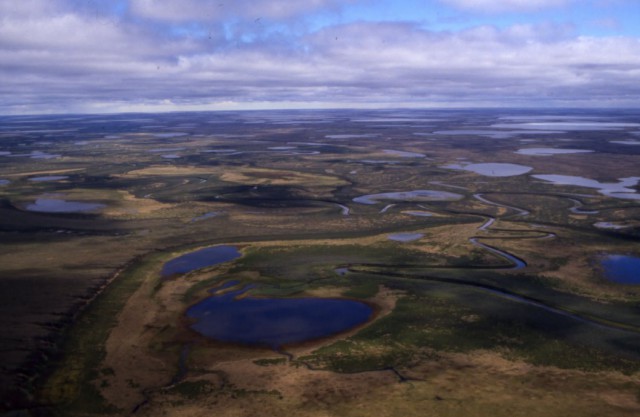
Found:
129,0 -> 354,22
1,2 -> 640,113
438,0 -> 575,13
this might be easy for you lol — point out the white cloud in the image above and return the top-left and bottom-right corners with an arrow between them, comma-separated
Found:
439,0 -> 575,13
130,0 -> 354,22
1,3 -> 640,113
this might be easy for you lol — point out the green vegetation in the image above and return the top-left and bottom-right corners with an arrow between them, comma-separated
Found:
253,357 -> 287,367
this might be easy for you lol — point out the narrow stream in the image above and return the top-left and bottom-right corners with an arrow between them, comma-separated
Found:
473,193 -> 529,217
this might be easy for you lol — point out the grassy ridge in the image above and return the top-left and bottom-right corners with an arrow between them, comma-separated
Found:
39,252 -> 167,415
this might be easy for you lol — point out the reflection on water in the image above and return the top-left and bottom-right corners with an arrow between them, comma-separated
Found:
387,233 -> 424,242
602,255 -> 640,284
444,162 -> 532,177
325,134 -> 379,139
28,176 -> 69,182
515,148 -> 593,156
187,285 -> 373,348
161,245 -> 241,277
354,190 -> 463,205
594,222 -> 631,230
533,175 -> 640,200
26,198 -> 105,213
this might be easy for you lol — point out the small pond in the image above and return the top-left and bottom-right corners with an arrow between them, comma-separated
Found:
0,179 -> 9,186
161,245 -> 241,277
383,149 -> 425,158
601,255 -> 640,284
404,210 -> 433,217
444,162 -> 532,177
28,175 -> 69,182
191,211 -> 219,222
268,146 -> 297,150
515,148 -> 593,156
325,134 -> 379,139
30,151 -> 60,159
387,233 -> 424,242
26,198 -> 105,213
353,189 -> 463,205
187,285 -> 373,348
594,222 -> 630,230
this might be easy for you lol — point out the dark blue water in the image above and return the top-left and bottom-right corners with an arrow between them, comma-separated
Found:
161,245 -> 241,277
187,286 -> 373,348
602,255 -> 640,284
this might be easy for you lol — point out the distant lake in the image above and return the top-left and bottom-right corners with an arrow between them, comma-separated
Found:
601,255 -> 640,284
492,122 -> 640,131
532,175 -> 640,200
354,189 -> 463,205
404,211 -> 433,217
325,134 -> 379,139
515,148 -> 593,156
28,176 -> 69,182
26,198 -> 105,213
187,285 -> 373,348
383,149 -> 425,158
161,245 -> 241,277
444,162 -> 532,177
387,233 -> 424,242
431,129 -> 561,138
191,211 -> 219,222
149,147 -> 185,152
30,151 -> 61,159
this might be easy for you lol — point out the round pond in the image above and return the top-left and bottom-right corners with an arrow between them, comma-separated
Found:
187,285 -> 373,348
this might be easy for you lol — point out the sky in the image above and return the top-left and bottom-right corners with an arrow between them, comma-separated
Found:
1,0 -> 640,114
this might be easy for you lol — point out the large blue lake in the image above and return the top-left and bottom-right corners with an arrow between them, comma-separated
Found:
161,245 -> 241,277
187,285 -> 373,348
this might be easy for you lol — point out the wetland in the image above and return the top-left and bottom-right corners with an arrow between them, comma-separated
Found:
1,109 -> 640,417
